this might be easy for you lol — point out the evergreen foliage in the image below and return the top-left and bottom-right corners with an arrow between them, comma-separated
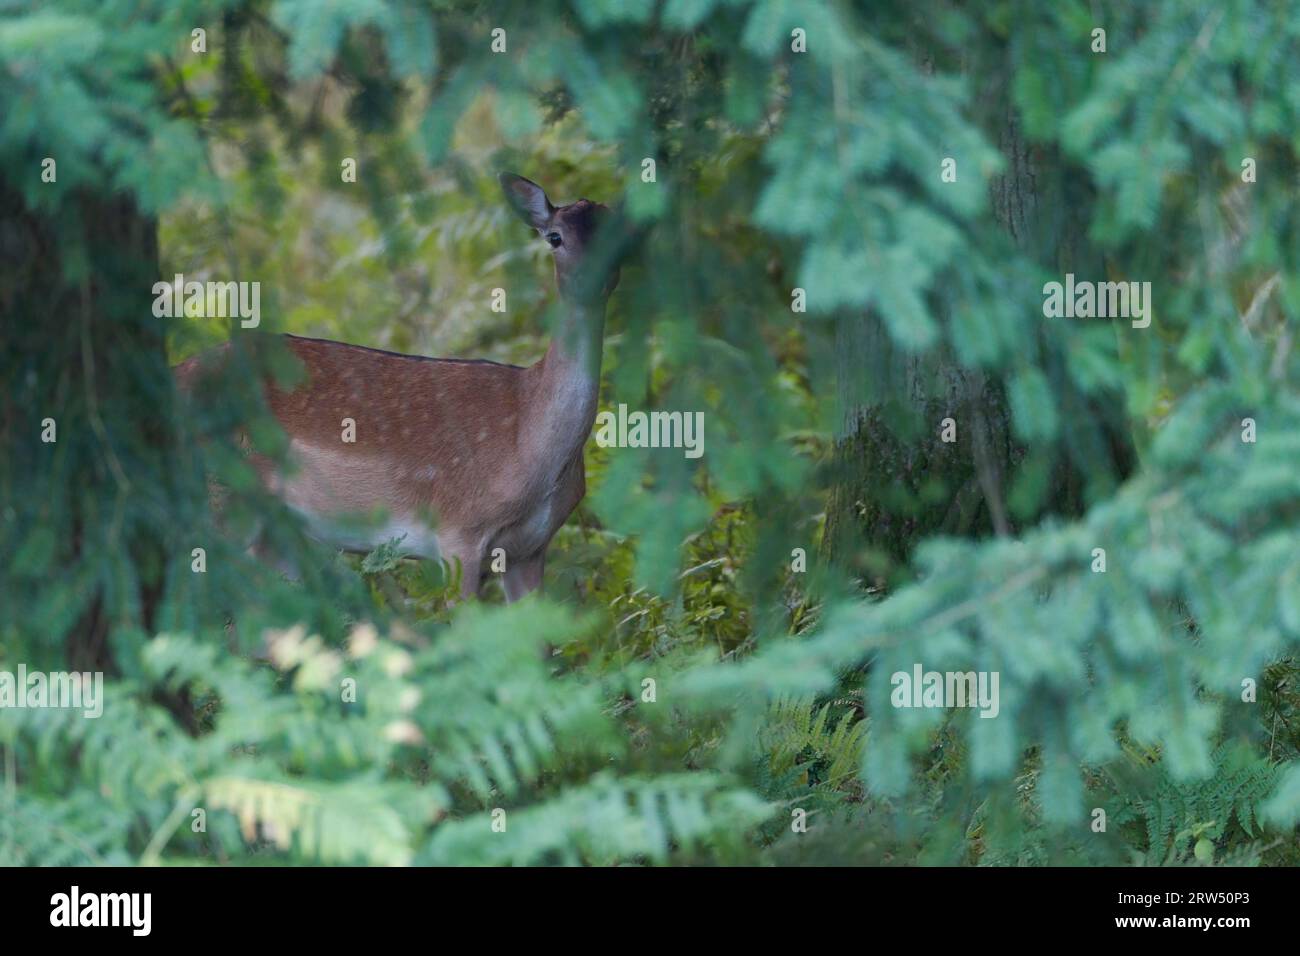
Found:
1,0 -> 1298,865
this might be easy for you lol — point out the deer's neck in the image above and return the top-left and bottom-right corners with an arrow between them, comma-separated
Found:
522,298 -> 606,471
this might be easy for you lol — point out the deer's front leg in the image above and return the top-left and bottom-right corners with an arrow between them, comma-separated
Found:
455,553 -> 483,600
502,554 -> 544,602
436,534 -> 482,600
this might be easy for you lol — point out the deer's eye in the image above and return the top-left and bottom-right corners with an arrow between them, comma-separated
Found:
546,232 -> 563,248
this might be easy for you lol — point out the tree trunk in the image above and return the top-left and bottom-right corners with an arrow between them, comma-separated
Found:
0,183 -> 166,670
823,108 -> 1134,586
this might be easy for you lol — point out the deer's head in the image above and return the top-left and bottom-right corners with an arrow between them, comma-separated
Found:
499,172 -> 621,304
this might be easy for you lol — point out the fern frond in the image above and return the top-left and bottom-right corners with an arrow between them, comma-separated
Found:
205,771 -> 445,866
0,792 -> 135,866
412,603 -> 620,799
423,772 -> 771,866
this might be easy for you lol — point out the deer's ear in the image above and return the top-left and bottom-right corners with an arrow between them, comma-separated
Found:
499,173 -> 554,231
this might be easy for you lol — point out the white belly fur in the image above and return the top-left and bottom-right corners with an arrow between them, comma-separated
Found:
294,509 -> 443,561
280,440 -> 442,560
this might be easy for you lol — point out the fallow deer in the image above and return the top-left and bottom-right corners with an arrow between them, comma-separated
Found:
175,173 -> 620,601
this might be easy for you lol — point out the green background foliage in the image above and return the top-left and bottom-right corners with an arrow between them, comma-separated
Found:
1,0 -> 1299,865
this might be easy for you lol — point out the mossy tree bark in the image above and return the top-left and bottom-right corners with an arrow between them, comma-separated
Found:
823,109 -> 1135,587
